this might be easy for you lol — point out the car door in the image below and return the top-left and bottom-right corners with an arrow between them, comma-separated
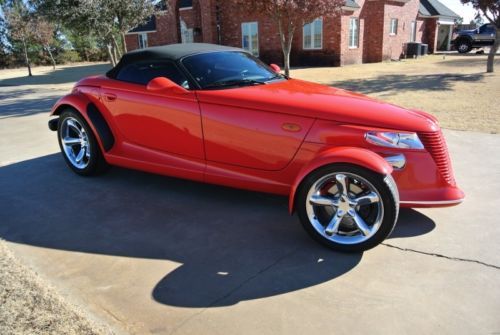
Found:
101,60 -> 204,160
477,24 -> 495,42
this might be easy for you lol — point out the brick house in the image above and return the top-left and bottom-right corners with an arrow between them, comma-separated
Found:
125,0 -> 459,67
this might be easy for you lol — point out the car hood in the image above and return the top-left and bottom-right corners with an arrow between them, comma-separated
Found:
195,79 -> 439,132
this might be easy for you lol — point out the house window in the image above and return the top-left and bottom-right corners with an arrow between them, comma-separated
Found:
390,19 -> 398,35
410,21 -> 417,42
138,33 -> 148,49
180,19 -> 194,43
303,18 -> 323,50
349,18 -> 359,48
242,22 -> 259,56
179,0 -> 193,9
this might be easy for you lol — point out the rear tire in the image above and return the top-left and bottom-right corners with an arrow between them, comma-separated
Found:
57,109 -> 109,176
296,164 -> 399,252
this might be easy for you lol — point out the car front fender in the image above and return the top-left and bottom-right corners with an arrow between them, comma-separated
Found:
50,92 -> 90,117
50,92 -> 115,152
288,146 -> 393,213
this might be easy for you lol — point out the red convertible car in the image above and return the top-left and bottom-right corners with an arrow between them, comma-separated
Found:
48,43 -> 464,252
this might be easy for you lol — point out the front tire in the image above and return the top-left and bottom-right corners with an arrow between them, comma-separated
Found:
296,164 -> 399,252
456,39 -> 472,53
57,109 -> 108,176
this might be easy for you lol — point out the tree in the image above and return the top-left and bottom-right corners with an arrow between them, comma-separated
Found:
3,0 -> 37,76
34,18 -> 56,69
228,0 -> 344,76
461,0 -> 499,72
36,0 -> 163,66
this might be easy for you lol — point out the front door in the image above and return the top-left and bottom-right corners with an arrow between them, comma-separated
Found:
101,61 -> 204,159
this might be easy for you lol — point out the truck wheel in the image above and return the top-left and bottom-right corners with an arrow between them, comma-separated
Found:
456,40 -> 472,53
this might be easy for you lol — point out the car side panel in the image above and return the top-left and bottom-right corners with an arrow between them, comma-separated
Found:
198,99 -> 315,171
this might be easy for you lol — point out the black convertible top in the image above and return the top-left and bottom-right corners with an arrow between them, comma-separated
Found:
106,43 -> 246,78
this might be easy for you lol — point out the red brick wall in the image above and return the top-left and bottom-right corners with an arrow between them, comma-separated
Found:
291,15 -> 342,67
362,1 -> 385,63
125,0 -> 439,66
340,3 -> 367,66
125,8 -> 179,52
423,18 -> 438,53
217,3 -> 283,65
125,34 -> 139,51
199,0 -> 218,43
381,0 -> 422,61
218,3 -> 342,67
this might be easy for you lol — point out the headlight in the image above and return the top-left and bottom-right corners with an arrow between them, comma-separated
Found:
365,131 -> 424,150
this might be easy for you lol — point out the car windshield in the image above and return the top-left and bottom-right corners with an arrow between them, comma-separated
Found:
181,51 -> 284,89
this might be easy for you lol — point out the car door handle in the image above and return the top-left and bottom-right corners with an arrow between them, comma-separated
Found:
103,93 -> 117,102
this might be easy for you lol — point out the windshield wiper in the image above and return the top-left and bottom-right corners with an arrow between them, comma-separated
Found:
204,79 -> 267,89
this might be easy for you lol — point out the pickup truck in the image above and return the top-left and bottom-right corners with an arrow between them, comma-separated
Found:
453,24 -> 497,53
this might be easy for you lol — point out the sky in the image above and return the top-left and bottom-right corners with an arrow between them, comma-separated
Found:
438,0 -> 479,23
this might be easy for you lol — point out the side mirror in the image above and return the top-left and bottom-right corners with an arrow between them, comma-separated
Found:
146,77 -> 188,95
270,64 -> 281,74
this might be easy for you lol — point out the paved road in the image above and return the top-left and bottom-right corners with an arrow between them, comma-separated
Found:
1,84 -> 499,335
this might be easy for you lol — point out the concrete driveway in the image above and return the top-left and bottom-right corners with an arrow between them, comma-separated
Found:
1,70 -> 499,335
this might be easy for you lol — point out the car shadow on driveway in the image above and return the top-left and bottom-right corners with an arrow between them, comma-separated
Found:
0,154 -> 435,308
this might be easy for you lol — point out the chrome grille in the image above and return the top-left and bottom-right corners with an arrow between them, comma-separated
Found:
418,131 -> 455,185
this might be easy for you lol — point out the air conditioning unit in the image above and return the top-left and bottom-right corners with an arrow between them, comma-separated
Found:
406,42 -> 422,58
420,44 -> 429,55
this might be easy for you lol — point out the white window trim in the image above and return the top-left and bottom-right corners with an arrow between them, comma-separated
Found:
410,20 -> 417,42
126,30 -> 156,35
179,7 -> 193,11
241,21 -> 259,56
303,18 -> 323,50
390,18 -> 398,36
348,17 -> 359,49
138,33 -> 148,49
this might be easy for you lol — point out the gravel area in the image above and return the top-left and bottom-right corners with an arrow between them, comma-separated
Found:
0,241 -> 112,335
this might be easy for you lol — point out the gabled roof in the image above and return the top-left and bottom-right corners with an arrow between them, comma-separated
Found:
128,16 -> 156,34
419,0 -> 460,19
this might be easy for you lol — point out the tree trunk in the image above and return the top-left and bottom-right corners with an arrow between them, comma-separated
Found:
286,23 -> 295,77
487,34 -> 499,73
45,45 -> 56,70
84,48 -> 89,62
277,19 -> 294,77
22,38 -> 32,77
106,44 -> 116,66
121,32 -> 128,54
111,35 -> 122,59
284,46 -> 291,77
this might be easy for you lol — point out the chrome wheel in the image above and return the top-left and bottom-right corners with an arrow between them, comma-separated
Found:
59,116 -> 91,169
305,172 -> 384,245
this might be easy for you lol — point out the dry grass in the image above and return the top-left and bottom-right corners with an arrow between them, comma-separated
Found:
292,54 -> 500,134
0,241 -> 112,335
